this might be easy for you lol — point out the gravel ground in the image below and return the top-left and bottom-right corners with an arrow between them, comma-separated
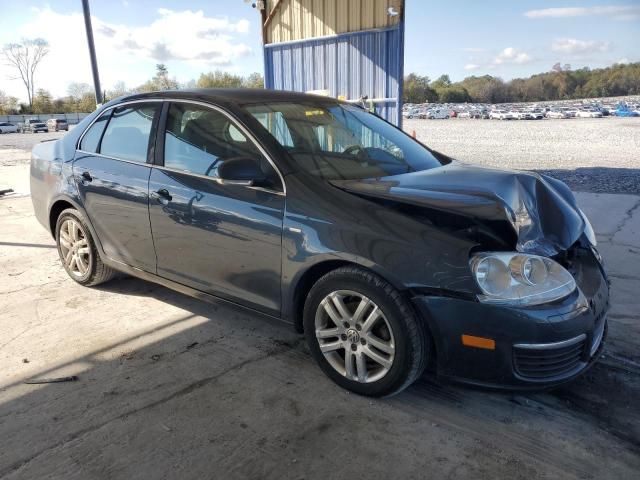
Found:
0,130 -> 69,158
404,117 -> 640,194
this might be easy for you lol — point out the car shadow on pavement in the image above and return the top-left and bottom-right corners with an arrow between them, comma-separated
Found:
1,274 -> 639,478
103,275 -> 640,452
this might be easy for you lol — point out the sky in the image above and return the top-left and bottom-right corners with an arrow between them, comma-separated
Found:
0,0 -> 638,102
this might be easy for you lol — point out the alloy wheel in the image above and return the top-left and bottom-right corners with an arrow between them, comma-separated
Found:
58,218 -> 91,278
314,290 -> 395,383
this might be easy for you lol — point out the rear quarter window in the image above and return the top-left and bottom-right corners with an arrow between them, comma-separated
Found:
100,104 -> 157,163
79,111 -> 111,153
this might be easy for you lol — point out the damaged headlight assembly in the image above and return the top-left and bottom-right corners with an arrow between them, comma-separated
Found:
470,252 -> 576,306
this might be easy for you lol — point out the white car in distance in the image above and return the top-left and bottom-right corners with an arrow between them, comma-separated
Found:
427,109 -> 450,119
529,108 -> 545,120
489,109 -> 515,120
403,107 -> 421,119
576,108 -> 603,118
0,122 -> 19,133
546,109 -> 570,119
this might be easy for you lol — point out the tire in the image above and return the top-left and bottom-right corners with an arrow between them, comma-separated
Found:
303,266 -> 428,397
55,208 -> 116,286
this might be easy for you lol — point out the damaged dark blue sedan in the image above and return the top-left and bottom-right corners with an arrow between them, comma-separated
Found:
30,89 -> 608,396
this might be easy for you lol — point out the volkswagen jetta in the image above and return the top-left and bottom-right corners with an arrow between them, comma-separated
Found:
30,89 -> 608,396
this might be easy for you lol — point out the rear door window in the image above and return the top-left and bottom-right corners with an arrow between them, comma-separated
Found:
100,104 -> 158,163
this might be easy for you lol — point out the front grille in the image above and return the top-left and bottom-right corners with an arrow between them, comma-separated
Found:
513,335 -> 586,380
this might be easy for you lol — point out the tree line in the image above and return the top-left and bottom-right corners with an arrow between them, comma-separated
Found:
2,38 -> 639,115
403,62 -> 640,104
0,62 -> 265,115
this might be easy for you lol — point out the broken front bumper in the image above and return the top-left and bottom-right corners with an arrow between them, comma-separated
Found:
413,246 -> 609,389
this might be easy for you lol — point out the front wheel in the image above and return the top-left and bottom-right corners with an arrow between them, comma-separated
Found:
303,266 -> 429,397
55,208 -> 116,286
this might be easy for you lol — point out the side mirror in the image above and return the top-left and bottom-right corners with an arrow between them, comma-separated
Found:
217,157 -> 267,186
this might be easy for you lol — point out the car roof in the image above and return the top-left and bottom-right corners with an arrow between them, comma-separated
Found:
112,88 -> 342,106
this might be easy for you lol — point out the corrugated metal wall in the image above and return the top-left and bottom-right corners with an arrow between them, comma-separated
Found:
264,26 -> 403,125
264,0 -> 401,44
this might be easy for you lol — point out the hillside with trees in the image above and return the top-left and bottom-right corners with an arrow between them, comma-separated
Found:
2,61 -> 639,115
403,62 -> 640,104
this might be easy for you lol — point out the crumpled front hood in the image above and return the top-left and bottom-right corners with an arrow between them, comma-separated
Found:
330,163 -> 585,256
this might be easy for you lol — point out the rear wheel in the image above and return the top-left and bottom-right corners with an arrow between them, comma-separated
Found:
304,266 -> 428,397
55,208 -> 116,286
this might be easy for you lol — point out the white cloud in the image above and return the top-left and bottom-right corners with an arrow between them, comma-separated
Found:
525,5 -> 640,21
2,7 -> 254,100
460,47 -> 533,72
111,8 -> 253,63
551,38 -> 611,55
493,47 -> 532,65
616,58 -> 631,64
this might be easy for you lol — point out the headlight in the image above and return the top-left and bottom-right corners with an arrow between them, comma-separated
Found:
470,252 -> 576,306
579,209 -> 597,246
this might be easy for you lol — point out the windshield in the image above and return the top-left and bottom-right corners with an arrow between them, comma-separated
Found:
245,102 -> 443,180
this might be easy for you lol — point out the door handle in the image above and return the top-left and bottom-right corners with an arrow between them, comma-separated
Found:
80,171 -> 93,182
152,188 -> 172,205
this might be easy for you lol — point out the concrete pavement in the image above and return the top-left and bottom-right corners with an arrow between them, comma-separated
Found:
0,154 -> 639,478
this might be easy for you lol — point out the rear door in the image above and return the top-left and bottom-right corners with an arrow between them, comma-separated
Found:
148,101 -> 285,315
73,102 -> 160,272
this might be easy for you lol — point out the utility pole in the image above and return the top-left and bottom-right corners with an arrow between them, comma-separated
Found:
81,0 -> 102,105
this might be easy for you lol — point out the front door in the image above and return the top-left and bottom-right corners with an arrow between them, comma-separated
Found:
73,102 -> 160,272
148,101 -> 284,315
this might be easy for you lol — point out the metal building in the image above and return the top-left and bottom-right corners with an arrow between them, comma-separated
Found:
260,0 -> 405,126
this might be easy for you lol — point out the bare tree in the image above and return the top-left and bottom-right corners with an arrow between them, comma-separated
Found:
152,64 -> 178,90
2,38 -> 50,109
0,89 -> 20,114
67,82 -> 92,100
109,81 -> 129,98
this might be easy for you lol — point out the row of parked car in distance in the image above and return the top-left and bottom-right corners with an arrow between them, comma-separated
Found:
402,107 -> 452,119
403,100 -> 640,120
0,118 -> 69,134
